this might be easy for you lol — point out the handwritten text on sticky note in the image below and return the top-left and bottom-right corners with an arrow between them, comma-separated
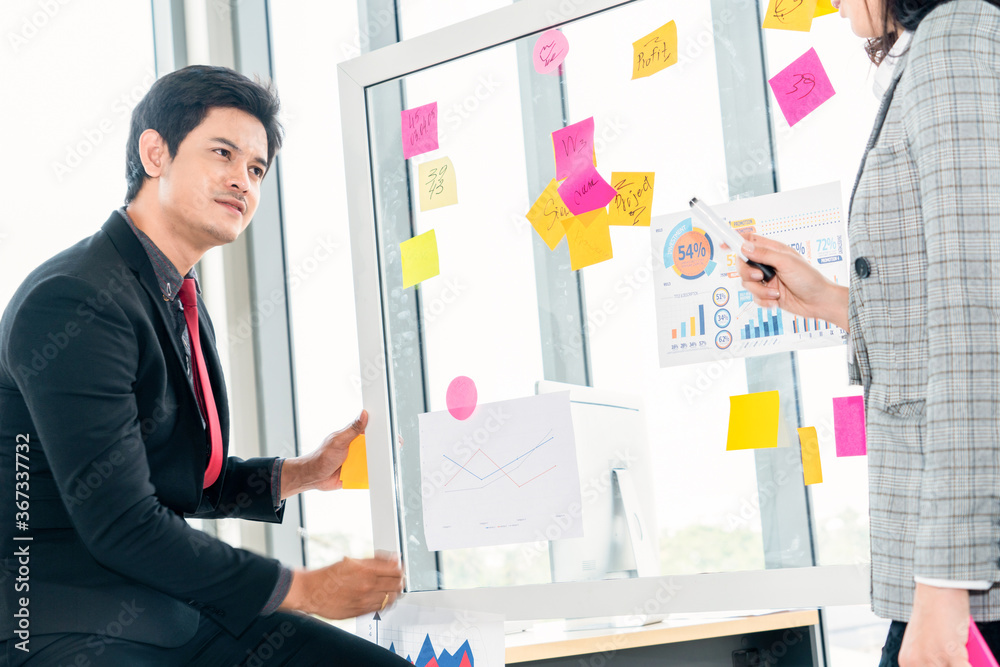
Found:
558,165 -> 618,216
632,20 -> 678,79
768,48 -> 836,127
418,156 -> 458,211
400,228 -> 440,288
832,395 -> 866,456
762,0 -> 819,31
533,29 -> 569,74
552,117 -> 595,180
401,102 -> 439,159
562,208 -> 613,271
727,391 -> 780,450
798,426 -> 823,485
526,179 -> 572,250
609,172 -> 655,226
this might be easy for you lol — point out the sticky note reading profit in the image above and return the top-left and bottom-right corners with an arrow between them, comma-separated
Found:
832,395 -> 866,456
526,179 -> 573,250
797,426 -> 823,485
401,102 -> 439,159
815,0 -> 839,17
418,157 -> 458,211
558,165 -> 618,216
609,172 -> 655,226
533,29 -> 569,74
762,0 -> 819,31
727,391 -> 780,450
340,434 -> 369,489
768,48 -> 836,127
632,20 -> 678,79
561,208 -> 613,270
400,229 -> 440,288
552,117 -> 595,180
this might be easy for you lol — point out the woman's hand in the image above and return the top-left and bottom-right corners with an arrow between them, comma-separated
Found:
898,583 -> 971,667
735,233 -> 849,331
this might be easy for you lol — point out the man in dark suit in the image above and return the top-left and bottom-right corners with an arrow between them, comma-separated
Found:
0,65 -> 408,665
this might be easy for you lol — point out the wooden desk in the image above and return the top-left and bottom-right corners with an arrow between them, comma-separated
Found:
506,609 -> 821,665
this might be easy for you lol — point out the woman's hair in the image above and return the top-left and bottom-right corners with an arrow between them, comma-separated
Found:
867,0 -> 1000,63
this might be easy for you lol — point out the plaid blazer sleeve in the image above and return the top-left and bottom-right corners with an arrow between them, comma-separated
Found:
903,2 -> 1000,582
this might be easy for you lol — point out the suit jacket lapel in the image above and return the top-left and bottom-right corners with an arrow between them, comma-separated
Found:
848,63 -> 907,220
100,212 -> 204,426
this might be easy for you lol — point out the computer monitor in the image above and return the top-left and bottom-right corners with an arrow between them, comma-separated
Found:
534,381 -> 660,584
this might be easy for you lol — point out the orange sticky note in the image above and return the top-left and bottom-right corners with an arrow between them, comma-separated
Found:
726,391 -> 780,450
561,208 -> 613,270
400,229 -> 440,288
798,426 -> 823,485
762,0 -> 819,31
815,0 -> 838,17
340,434 -> 369,489
609,172 -> 655,227
632,20 -> 678,80
526,179 -> 572,250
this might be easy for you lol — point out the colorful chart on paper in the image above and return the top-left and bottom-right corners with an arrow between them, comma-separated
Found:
651,182 -> 848,367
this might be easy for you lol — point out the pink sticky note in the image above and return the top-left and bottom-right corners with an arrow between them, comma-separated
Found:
401,102 -> 439,159
970,617 -> 1000,667
768,48 -> 836,127
558,166 -> 617,216
446,376 -> 477,421
832,395 -> 866,457
533,29 -> 569,74
552,117 -> 594,180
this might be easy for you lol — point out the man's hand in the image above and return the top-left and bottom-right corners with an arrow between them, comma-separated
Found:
898,583 -> 971,667
280,410 -> 368,500
278,552 -> 404,619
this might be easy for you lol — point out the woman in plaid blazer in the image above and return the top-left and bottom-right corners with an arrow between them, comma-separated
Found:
737,0 -> 1000,664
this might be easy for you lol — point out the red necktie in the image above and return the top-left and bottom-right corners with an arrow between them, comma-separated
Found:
178,278 -> 223,488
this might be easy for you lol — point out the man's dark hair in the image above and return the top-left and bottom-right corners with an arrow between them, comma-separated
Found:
867,0 -> 1000,64
124,65 -> 283,204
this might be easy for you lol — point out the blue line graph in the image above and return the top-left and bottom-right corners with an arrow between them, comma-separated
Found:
443,431 -> 553,482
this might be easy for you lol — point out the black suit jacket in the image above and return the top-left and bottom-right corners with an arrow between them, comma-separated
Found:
0,211 -> 286,647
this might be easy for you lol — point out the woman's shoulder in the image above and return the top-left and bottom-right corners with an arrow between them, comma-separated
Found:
909,0 -> 1000,58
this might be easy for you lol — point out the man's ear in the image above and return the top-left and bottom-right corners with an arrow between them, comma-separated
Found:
137,128 -> 169,179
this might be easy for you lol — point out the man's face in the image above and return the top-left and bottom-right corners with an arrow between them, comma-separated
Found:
157,106 -> 268,247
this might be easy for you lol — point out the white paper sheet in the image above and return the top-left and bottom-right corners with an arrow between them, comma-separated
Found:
357,602 -> 505,667
652,182 -> 848,367
419,392 -> 583,551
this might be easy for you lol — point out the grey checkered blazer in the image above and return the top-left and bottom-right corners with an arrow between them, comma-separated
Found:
848,0 -> 1000,621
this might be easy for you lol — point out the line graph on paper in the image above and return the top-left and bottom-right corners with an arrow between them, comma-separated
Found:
418,392 -> 583,551
442,430 -> 556,492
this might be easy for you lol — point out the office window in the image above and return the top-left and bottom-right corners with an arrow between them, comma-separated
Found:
268,0 -> 379,568
1,1 -> 156,306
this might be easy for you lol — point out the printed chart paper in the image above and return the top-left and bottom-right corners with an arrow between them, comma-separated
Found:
358,602 -> 504,667
419,392 -> 582,551
652,182 -> 848,367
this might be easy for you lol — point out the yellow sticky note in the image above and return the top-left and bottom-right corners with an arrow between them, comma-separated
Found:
762,0 -> 819,31
526,179 -> 573,250
726,391 -> 780,450
418,156 -> 458,211
400,229 -> 440,288
561,208 -> 613,270
340,434 -> 369,489
632,20 -> 678,80
815,0 -> 838,17
797,426 -> 823,485
609,172 -> 655,227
